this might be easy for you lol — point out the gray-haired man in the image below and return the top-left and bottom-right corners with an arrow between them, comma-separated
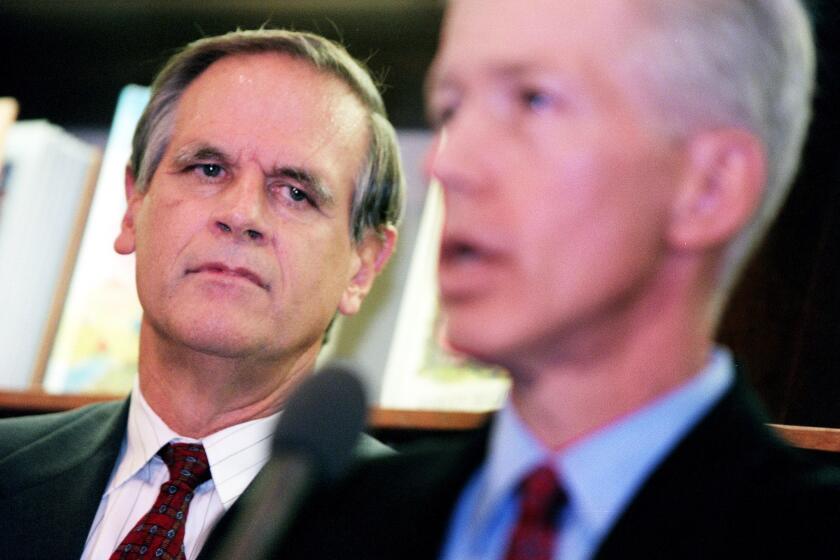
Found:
0,28 -> 403,560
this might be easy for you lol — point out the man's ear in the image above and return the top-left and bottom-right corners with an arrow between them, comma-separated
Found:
338,225 -> 398,316
667,128 -> 766,253
114,165 -> 145,255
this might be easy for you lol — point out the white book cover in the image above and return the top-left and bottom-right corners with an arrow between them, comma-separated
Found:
0,120 -> 100,389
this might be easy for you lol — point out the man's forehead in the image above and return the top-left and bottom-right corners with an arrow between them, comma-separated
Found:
174,55 -> 368,144
430,0 -> 645,92
437,0 -> 644,60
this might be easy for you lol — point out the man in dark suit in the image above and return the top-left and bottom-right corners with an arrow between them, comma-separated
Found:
273,0 -> 840,558
0,28 -> 402,560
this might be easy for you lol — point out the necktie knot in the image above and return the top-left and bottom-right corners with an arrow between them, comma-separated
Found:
517,464 -> 565,522
159,443 -> 211,490
110,443 -> 211,560
504,464 -> 567,560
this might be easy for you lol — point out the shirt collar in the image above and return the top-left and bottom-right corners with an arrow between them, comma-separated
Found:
107,378 -> 281,510
477,347 -> 734,545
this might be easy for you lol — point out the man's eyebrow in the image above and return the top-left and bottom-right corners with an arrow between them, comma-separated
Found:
426,61 -> 571,113
172,144 -> 233,166
429,61 -> 554,93
270,166 -> 336,207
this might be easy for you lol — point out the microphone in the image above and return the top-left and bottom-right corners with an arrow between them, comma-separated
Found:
205,364 -> 367,560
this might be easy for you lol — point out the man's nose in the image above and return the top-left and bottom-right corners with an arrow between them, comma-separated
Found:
212,170 -> 268,244
424,108 -> 489,196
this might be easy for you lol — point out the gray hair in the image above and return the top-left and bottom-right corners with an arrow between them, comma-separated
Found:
130,28 -> 404,242
628,0 -> 815,298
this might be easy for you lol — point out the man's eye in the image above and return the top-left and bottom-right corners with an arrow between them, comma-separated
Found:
200,163 -> 223,177
434,106 -> 456,127
521,89 -> 552,111
288,186 -> 308,202
431,104 -> 458,129
280,185 -> 317,208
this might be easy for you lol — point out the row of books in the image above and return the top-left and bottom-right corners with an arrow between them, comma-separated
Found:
1,87 -> 149,395
0,88 -> 509,412
0,98 -> 102,391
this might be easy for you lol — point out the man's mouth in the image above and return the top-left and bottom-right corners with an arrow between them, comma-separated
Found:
440,237 -> 486,265
186,262 -> 269,290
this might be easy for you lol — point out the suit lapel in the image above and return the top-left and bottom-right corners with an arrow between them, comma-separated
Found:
372,423 -> 493,559
593,380 -> 776,558
0,400 -> 129,560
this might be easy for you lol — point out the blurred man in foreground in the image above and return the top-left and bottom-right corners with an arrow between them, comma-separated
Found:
0,28 -> 402,560
276,0 -> 840,557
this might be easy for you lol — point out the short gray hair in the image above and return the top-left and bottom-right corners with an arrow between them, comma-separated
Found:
130,28 -> 404,242
629,0 -> 815,297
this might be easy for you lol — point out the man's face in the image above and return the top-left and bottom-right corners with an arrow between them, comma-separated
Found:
426,0 -> 686,367
116,53 -> 378,363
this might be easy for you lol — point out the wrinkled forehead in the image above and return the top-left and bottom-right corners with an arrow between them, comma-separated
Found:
179,53 -> 368,138
168,53 -> 371,199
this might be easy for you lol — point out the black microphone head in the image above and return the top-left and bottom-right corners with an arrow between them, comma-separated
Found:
272,363 -> 367,482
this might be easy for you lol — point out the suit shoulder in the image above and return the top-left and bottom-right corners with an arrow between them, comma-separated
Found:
278,432 -> 487,560
763,447 -> 840,510
0,400 -> 125,459
342,430 -> 486,497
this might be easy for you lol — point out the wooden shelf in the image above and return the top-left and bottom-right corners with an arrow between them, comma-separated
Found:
370,408 -> 488,431
769,423 -> 840,453
0,389 -> 489,431
0,389 -> 122,415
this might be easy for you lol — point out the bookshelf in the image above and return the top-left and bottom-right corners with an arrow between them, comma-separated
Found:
0,389 -> 489,430
0,389 -> 489,449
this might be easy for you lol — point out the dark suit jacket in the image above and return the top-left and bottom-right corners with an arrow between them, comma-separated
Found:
0,399 -> 390,560
0,399 -> 129,560
272,378 -> 840,559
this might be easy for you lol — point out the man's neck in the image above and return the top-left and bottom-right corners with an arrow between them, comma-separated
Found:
136,322 -> 321,438
508,263 -> 718,450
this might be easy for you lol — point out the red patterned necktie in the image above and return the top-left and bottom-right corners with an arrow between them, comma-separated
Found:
110,443 -> 211,560
504,464 -> 567,560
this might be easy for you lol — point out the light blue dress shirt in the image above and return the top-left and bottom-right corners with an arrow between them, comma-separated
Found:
439,348 -> 734,560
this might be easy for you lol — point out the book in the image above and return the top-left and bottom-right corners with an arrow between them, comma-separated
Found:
0,119 -> 101,389
0,98 -> 20,222
42,85 -> 149,394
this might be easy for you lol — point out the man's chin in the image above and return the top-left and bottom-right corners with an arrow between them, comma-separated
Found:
442,319 -> 503,366
444,310 -> 543,372
147,315 -> 269,360
178,330 -> 267,360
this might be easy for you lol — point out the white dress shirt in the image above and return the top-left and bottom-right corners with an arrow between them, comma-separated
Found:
81,379 -> 280,559
440,347 -> 735,560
